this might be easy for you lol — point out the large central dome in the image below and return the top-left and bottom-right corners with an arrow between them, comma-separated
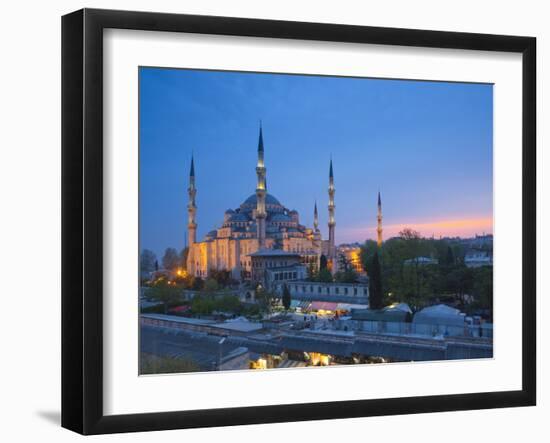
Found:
242,193 -> 282,207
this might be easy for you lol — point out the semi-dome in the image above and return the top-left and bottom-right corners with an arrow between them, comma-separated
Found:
227,212 -> 249,222
270,213 -> 292,222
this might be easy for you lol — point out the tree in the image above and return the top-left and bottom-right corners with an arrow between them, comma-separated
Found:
360,239 -> 378,272
204,277 -> 219,292
140,249 -> 157,275
335,269 -> 359,283
146,281 -> 183,314
218,295 -> 241,313
399,228 -> 421,241
318,268 -> 333,283
209,269 -> 232,287
471,266 -> 493,318
368,251 -> 383,309
307,262 -> 318,282
440,263 -> 475,309
443,246 -> 455,266
162,247 -> 180,271
319,254 -> 328,271
282,283 -> 291,310
339,254 -> 351,272
191,276 -> 204,291
255,284 -> 278,314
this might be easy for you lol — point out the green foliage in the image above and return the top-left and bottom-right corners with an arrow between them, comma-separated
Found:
307,257 -> 336,283
241,303 -> 261,317
306,255 -> 333,283
218,294 -> 241,312
208,269 -> 234,288
145,282 -> 184,313
203,277 -> 219,292
140,353 -> 200,374
162,247 -> 180,271
334,269 -> 359,283
191,276 -> 204,291
470,266 -> 493,318
306,262 -> 318,282
445,246 -> 455,266
359,228 -> 493,312
282,283 -> 291,310
318,268 -> 333,283
190,294 -> 241,315
360,240 -> 378,270
255,286 -> 278,314
319,254 -> 328,271
338,254 -> 351,272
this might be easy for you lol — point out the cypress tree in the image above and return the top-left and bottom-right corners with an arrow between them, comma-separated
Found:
282,283 -> 291,310
319,254 -> 328,271
369,251 -> 383,309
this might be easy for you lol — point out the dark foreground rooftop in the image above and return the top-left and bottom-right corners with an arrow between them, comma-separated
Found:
140,325 -> 248,371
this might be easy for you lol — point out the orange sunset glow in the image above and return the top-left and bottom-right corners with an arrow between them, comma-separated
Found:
341,216 -> 493,243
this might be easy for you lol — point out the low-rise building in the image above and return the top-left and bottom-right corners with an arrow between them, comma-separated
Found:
413,304 -> 466,326
464,251 -> 493,268
351,302 -> 412,323
279,280 -> 369,305
249,249 -> 307,290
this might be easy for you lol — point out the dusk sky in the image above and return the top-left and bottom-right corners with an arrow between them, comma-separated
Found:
140,67 -> 493,258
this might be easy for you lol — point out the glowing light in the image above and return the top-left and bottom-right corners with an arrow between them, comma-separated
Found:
176,268 -> 188,278
250,357 -> 267,370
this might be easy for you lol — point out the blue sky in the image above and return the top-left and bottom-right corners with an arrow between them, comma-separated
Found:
140,67 -> 493,258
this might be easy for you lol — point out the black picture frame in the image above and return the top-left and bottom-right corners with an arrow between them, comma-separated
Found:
61,8 -> 536,435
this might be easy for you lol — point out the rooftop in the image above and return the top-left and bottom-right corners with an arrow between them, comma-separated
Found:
140,325 -> 249,371
141,313 -> 263,333
249,249 -> 301,257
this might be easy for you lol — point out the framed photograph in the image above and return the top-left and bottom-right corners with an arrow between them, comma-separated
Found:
62,8 -> 536,435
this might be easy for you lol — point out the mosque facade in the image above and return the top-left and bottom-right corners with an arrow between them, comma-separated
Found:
185,126 -> 338,280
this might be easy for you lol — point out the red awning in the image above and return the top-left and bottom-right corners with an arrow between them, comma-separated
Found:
310,301 -> 339,311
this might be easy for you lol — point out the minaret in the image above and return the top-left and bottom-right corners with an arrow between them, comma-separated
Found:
328,159 -> 336,261
377,190 -> 383,247
255,124 -> 267,249
187,155 -> 197,248
313,201 -> 319,232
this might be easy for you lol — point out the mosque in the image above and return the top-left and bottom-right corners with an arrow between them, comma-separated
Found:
185,125 -> 382,283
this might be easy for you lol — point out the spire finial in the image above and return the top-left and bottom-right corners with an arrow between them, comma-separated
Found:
329,157 -> 333,179
313,200 -> 319,231
190,153 -> 195,177
258,122 -> 264,153
378,189 -> 381,207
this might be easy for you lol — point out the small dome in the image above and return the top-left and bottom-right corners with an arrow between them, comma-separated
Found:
227,213 -> 249,222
